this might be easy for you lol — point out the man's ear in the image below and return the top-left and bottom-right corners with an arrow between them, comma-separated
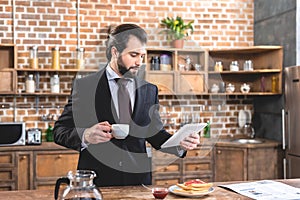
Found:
111,46 -> 119,59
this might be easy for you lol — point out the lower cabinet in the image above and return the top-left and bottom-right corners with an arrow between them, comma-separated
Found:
214,144 -> 279,182
0,143 -> 79,191
34,151 -> 79,190
152,145 -> 214,186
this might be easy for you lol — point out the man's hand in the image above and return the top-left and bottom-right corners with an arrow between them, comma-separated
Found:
84,121 -> 113,144
179,132 -> 200,150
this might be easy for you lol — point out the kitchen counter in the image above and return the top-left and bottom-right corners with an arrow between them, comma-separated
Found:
0,179 -> 298,200
0,136 -> 280,152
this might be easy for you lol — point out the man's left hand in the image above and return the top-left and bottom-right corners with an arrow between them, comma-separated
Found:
180,132 -> 200,150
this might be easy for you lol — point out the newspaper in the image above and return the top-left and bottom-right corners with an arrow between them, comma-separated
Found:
220,180 -> 300,200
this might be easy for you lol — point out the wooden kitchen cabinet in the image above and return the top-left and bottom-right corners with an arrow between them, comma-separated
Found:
214,141 -> 280,182
152,144 -> 214,186
34,150 -> 79,190
0,44 -> 17,94
208,46 -> 283,95
145,48 -> 208,95
0,143 -> 79,191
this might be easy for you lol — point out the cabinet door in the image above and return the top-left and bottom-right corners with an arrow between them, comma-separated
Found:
248,148 -> 278,180
34,151 -> 79,190
16,152 -> 32,190
145,72 -> 175,94
214,147 -> 247,182
177,72 -> 205,94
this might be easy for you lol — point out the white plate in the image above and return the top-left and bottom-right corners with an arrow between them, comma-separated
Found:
161,123 -> 207,148
245,110 -> 252,124
238,110 -> 247,128
168,185 -> 215,197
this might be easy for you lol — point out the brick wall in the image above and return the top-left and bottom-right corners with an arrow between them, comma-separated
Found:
0,0 -> 254,139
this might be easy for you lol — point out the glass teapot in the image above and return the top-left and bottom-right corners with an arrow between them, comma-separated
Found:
54,170 -> 103,200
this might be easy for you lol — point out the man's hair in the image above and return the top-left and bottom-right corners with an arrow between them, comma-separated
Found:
105,24 -> 147,60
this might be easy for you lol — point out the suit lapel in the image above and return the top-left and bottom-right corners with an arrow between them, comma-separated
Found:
95,70 -> 118,123
132,78 -> 147,120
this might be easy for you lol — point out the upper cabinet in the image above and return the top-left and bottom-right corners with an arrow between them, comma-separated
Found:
145,48 -> 208,95
0,44 -> 17,94
208,46 -> 283,95
144,46 -> 283,96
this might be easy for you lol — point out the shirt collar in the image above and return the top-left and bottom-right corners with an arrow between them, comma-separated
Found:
106,64 -> 133,82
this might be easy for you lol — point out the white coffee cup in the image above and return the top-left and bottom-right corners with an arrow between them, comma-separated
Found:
111,124 -> 129,139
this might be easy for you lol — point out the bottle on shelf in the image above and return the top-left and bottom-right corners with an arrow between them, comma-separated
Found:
203,121 -> 211,138
29,46 -> 39,69
51,46 -> 60,70
46,125 -> 54,142
50,74 -> 60,93
76,47 -> 85,69
272,76 -> 278,93
25,74 -> 35,93
214,61 -> 223,72
150,56 -> 160,70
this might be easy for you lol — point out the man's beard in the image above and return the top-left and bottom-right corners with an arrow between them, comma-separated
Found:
117,57 -> 137,78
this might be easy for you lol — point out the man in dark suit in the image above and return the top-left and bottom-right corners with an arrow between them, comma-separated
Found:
53,24 -> 200,187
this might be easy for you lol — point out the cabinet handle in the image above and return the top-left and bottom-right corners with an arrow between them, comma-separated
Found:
190,88 -> 193,91
57,155 -> 62,159
20,156 -> 27,160
217,150 -> 222,154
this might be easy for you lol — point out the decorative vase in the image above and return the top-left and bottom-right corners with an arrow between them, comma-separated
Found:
172,39 -> 184,48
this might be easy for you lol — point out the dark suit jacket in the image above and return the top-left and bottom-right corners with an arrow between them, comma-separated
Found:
53,68 -> 184,187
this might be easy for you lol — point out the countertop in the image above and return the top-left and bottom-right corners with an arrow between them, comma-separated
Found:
0,137 -> 281,152
0,179 -> 299,200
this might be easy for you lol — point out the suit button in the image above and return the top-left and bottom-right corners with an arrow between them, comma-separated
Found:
119,161 -> 122,167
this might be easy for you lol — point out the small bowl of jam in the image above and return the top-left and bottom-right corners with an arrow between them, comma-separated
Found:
152,187 -> 169,199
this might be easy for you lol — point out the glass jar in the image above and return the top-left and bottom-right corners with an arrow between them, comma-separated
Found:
29,46 -> 38,69
160,54 -> 171,71
25,74 -> 35,93
54,170 -> 103,200
51,46 -> 60,70
230,61 -> 239,71
76,47 -> 85,69
214,61 -> 223,72
50,74 -> 60,93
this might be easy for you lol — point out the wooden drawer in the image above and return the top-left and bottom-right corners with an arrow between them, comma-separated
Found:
183,161 -> 212,173
185,147 -> 213,159
153,162 -> 181,174
35,151 -> 79,178
0,169 -> 14,181
152,176 -> 181,187
0,152 -> 15,168
183,174 -> 213,183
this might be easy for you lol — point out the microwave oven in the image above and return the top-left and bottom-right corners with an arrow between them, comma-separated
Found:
0,122 -> 26,146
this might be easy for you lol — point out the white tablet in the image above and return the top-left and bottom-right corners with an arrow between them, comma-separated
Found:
161,123 -> 207,148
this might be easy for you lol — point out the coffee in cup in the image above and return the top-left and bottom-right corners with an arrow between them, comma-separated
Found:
111,124 -> 129,139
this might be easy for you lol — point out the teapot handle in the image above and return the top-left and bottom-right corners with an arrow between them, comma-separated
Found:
54,177 -> 70,200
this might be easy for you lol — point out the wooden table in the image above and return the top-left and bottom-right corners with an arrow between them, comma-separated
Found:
0,179 -> 299,200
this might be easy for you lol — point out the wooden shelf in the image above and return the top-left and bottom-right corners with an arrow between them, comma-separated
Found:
208,69 -> 281,74
16,68 -> 98,72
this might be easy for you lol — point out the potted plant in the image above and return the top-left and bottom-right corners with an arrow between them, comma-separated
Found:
160,16 -> 194,48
